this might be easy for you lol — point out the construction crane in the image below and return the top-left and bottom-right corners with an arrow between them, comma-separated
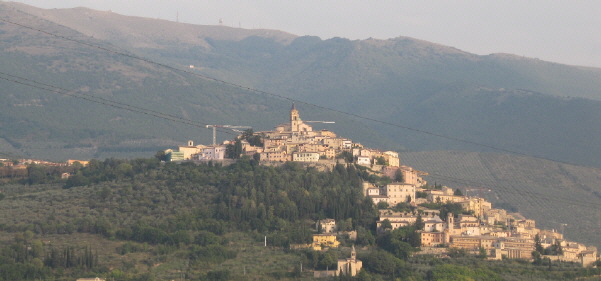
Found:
304,121 -> 335,124
205,125 -> 252,146
463,187 -> 492,197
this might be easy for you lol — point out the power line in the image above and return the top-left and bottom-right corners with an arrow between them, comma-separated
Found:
0,17 -> 584,169
2,69 -> 600,211
3,15 -> 600,210
0,152 -> 19,158
0,72 -> 238,138
425,171 -> 601,209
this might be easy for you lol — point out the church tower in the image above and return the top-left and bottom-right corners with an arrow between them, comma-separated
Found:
351,245 -> 357,261
447,213 -> 454,231
444,214 -> 455,244
290,103 -> 300,132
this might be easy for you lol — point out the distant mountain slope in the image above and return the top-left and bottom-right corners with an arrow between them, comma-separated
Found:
155,34 -> 601,167
3,3 -> 601,170
0,3 -> 394,160
402,151 -> 601,248
7,2 -> 295,48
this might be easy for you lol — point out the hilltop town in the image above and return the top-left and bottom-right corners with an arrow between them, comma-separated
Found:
165,104 -> 419,180
161,105 -> 599,275
1,105 -> 597,279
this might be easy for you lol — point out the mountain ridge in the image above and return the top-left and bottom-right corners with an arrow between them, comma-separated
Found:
2,2 -> 601,168
5,2 -> 297,49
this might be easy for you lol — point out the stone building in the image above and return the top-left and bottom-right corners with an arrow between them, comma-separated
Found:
337,245 -> 362,276
314,246 -> 362,278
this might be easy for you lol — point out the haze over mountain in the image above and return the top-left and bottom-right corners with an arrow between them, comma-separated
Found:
3,2 -> 601,167
3,1 -> 601,250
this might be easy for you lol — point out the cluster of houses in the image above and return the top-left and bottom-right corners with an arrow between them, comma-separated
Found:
162,105 -> 599,276
363,182 -> 597,266
300,175 -> 597,278
165,105 -> 403,169
307,202 -> 596,278
0,158 -> 88,168
0,158 -> 89,179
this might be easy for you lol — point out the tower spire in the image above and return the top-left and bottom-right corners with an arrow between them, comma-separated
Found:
290,103 -> 300,131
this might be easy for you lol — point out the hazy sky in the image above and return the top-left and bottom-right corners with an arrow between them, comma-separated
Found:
7,0 -> 601,68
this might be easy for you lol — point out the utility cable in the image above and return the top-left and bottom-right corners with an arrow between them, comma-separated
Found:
0,17 -> 585,169
0,16 -> 601,209
1,74 -> 600,210
425,171 -> 601,209
0,72 -> 238,137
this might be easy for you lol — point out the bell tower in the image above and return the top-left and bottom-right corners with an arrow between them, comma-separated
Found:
290,103 -> 300,132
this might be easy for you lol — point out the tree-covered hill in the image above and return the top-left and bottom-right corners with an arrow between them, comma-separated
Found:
0,157 -> 382,280
1,157 -> 601,280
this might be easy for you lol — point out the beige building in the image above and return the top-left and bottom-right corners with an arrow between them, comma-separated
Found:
377,213 -> 418,232
424,186 -> 463,203
400,166 -> 427,186
493,238 -> 535,259
384,182 -> 416,206
421,232 -> 446,247
383,151 -> 400,167
259,151 -> 288,162
319,219 -> 337,233
364,182 -> 417,207
459,197 -> 492,218
312,234 -> 340,251
178,140 -> 206,160
423,216 -> 446,232
484,208 -> 508,225
458,215 -> 479,227
450,235 -> 497,251
292,152 -> 320,162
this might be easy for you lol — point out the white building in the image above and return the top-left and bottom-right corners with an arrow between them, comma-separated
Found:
357,156 -> 371,166
198,146 -> 226,160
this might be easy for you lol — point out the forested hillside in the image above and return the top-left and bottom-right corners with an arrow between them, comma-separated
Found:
0,158 -> 377,280
2,158 -> 601,280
